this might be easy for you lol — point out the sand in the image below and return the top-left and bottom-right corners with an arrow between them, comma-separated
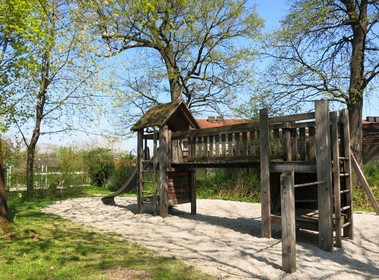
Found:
42,197 -> 379,279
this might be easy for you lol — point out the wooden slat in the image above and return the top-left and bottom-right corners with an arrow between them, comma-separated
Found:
299,127 -> 306,160
215,134 -> 220,157
270,112 -> 315,124
283,123 -> 292,161
270,162 -> 317,173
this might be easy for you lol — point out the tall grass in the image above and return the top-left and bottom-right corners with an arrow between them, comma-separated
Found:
353,160 -> 379,211
196,168 -> 261,202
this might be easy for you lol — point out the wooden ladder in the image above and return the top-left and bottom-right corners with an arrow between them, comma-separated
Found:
140,131 -> 159,215
332,110 -> 353,248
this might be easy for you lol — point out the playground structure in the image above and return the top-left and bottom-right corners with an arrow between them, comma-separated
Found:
102,99 -> 357,257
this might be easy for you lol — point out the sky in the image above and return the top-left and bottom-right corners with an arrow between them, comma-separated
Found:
33,1 -> 379,152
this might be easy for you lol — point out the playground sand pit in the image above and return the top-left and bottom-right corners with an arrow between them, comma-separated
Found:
43,197 -> 379,279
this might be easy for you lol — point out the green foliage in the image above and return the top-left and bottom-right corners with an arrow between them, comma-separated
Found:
83,148 -> 115,187
107,153 -> 136,192
196,168 -> 260,202
353,161 -> 379,211
73,0 -> 263,119
1,195 -> 212,279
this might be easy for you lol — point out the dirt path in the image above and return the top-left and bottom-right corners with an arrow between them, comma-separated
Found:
43,197 -> 379,279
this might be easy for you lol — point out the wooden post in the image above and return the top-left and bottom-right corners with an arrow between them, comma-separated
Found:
137,129 -> 144,214
341,109 -> 355,238
315,100 -> 333,252
260,108 -> 271,238
283,122 -> 292,161
153,130 -> 159,216
190,169 -> 196,215
281,170 -> 296,274
331,112 -> 342,247
159,125 -> 169,218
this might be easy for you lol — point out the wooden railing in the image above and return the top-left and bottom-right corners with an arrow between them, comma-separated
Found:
171,112 -> 322,166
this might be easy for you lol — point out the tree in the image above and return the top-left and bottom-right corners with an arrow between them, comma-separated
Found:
6,0 -> 106,196
73,0 -> 262,116
0,137 -> 11,225
255,0 -> 379,165
0,0 -> 48,223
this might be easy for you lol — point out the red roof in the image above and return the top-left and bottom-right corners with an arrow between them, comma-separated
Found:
362,121 -> 379,146
197,119 -> 248,129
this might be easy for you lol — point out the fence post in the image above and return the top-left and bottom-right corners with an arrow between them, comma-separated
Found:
281,170 -> 296,273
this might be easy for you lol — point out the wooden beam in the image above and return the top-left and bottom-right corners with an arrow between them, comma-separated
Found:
190,169 -> 196,215
153,130 -> 159,216
137,129 -> 144,214
331,112 -> 342,247
281,170 -> 296,274
260,108 -> 271,238
159,125 -> 169,218
351,153 -> 379,215
315,100 -> 334,252
341,109 -> 354,239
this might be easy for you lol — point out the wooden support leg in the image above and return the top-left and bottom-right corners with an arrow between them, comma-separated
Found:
315,100 -> 333,252
159,125 -> 169,218
190,169 -> 196,215
281,170 -> 296,274
260,108 -> 271,238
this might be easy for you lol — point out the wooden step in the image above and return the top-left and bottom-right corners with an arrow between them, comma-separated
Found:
340,189 -> 350,194
339,173 -> 350,177
341,221 -> 352,228
338,157 -> 349,161
341,205 -> 351,211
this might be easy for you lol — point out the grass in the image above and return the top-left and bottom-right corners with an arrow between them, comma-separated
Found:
1,191 -> 213,280
353,160 -> 379,212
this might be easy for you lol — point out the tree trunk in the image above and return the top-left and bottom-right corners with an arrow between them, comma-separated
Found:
26,136 -> 39,197
160,45 -> 183,102
347,99 -> 363,166
345,0 -> 368,166
0,137 -> 11,225
25,86 -> 45,197
25,1 -> 54,195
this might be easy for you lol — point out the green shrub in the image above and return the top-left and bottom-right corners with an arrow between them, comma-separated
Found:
83,148 -> 115,187
196,168 -> 260,202
107,153 -> 136,192
353,160 -> 379,211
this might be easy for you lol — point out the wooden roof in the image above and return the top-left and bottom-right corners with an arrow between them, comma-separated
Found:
131,100 -> 199,131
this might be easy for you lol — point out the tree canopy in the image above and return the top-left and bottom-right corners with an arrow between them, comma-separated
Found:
253,0 -> 379,163
73,0 -> 263,117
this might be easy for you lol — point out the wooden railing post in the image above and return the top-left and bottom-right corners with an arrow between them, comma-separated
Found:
260,108 -> 271,238
281,170 -> 296,273
315,100 -> 333,252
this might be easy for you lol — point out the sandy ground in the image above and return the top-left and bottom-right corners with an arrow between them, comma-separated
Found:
43,197 -> 379,280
